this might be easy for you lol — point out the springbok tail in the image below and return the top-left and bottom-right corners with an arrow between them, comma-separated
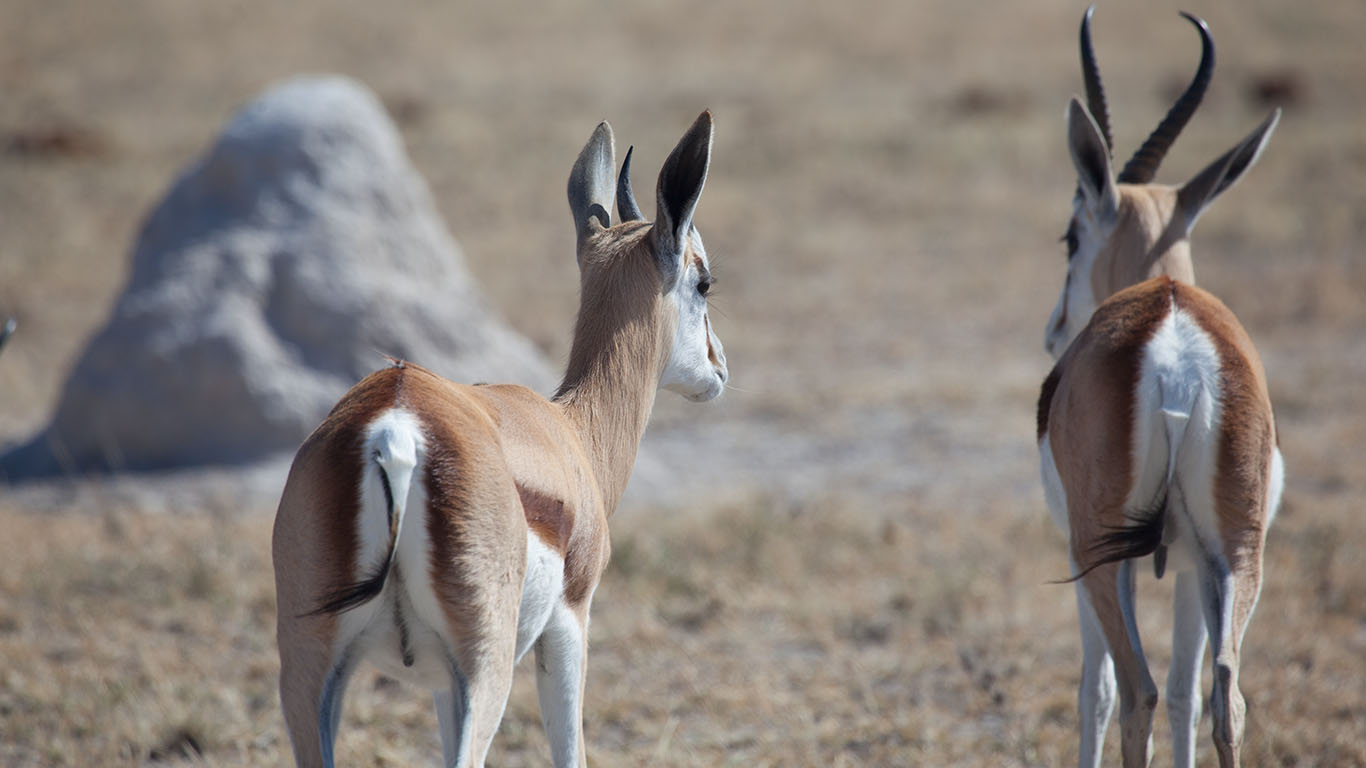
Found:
307,415 -> 420,617
1072,398 -> 1193,582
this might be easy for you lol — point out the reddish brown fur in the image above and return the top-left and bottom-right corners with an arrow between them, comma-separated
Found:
272,364 -> 405,753
1177,287 -> 1276,704
1041,276 -> 1278,767
1044,277 -> 1173,570
519,485 -> 573,556
1176,290 -> 1275,553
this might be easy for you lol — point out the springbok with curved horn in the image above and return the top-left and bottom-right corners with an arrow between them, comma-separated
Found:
1038,9 -> 1282,768
273,112 -> 727,768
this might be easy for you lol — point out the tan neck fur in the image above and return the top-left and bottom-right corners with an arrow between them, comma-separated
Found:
553,223 -> 674,515
1094,185 -> 1195,301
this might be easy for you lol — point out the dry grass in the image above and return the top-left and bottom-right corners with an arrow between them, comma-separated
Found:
1,491 -> 1362,767
2,0 -> 1364,765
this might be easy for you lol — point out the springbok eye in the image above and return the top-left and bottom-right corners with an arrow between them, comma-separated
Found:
698,277 -> 712,297
1062,221 -> 1080,260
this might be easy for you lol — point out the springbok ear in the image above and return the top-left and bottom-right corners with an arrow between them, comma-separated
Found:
567,122 -> 617,248
1067,97 -> 1119,220
653,111 -> 713,289
616,146 -> 645,222
1177,108 -> 1280,234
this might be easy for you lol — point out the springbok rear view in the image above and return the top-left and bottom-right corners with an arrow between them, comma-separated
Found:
1037,8 -> 1281,768
273,112 -> 727,768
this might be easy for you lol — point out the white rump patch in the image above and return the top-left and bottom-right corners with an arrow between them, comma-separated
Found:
1135,306 -> 1223,567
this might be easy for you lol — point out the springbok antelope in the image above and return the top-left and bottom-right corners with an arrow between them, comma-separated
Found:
273,112 -> 727,768
1037,9 -> 1282,768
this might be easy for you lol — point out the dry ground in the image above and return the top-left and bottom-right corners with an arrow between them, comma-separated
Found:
1,0 -> 1363,765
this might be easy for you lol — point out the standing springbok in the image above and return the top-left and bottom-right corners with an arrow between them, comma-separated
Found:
273,112 -> 727,768
1037,9 -> 1282,768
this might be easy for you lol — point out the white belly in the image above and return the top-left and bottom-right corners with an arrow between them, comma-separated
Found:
515,532 -> 566,663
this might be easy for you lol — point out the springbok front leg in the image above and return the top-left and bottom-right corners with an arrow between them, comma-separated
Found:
535,605 -> 590,768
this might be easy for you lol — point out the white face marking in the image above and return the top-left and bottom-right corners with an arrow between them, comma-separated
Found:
1045,198 -> 1104,360
660,228 -> 727,401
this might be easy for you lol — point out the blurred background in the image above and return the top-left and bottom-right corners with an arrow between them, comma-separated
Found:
0,0 -> 1362,765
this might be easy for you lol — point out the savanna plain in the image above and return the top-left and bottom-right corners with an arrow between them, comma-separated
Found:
1,0 -> 1363,765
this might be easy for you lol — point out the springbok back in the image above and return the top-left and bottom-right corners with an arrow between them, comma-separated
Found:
1037,9 -> 1282,768
273,112 -> 727,768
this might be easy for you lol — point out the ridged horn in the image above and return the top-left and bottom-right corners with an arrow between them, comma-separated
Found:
616,145 -> 645,222
1079,6 -> 1113,155
1117,11 -> 1215,184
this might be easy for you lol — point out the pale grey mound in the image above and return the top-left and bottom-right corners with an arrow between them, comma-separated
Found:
1,75 -> 551,480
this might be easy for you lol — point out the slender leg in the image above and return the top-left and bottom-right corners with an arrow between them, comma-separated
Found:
1081,561 -> 1158,768
316,648 -> 360,768
1074,567 -> 1117,768
535,606 -> 589,768
279,650 -> 329,768
279,626 -> 356,768
1200,546 -> 1264,768
435,662 -> 473,768
1168,571 -> 1207,768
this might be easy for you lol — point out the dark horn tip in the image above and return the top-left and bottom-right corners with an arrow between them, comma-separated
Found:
1078,3 -> 1113,155
1180,11 -> 1215,70
616,145 -> 645,223
1178,11 -> 1210,34
1115,8 -> 1217,184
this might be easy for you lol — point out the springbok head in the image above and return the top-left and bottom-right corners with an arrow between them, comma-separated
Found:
566,112 -> 728,402
1043,7 -> 1280,359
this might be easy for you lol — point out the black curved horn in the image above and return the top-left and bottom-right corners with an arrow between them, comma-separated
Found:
616,145 -> 645,222
1079,6 -> 1114,155
1117,11 -> 1216,184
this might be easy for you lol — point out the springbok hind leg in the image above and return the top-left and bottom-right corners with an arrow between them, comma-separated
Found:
435,664 -> 473,768
279,628 -> 357,768
1081,560 -> 1158,768
535,606 -> 589,768
1168,571 -> 1208,768
1073,563 -> 1117,768
1201,545 -> 1265,768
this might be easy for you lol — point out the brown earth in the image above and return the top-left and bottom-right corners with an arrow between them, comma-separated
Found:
1,0 -> 1363,765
